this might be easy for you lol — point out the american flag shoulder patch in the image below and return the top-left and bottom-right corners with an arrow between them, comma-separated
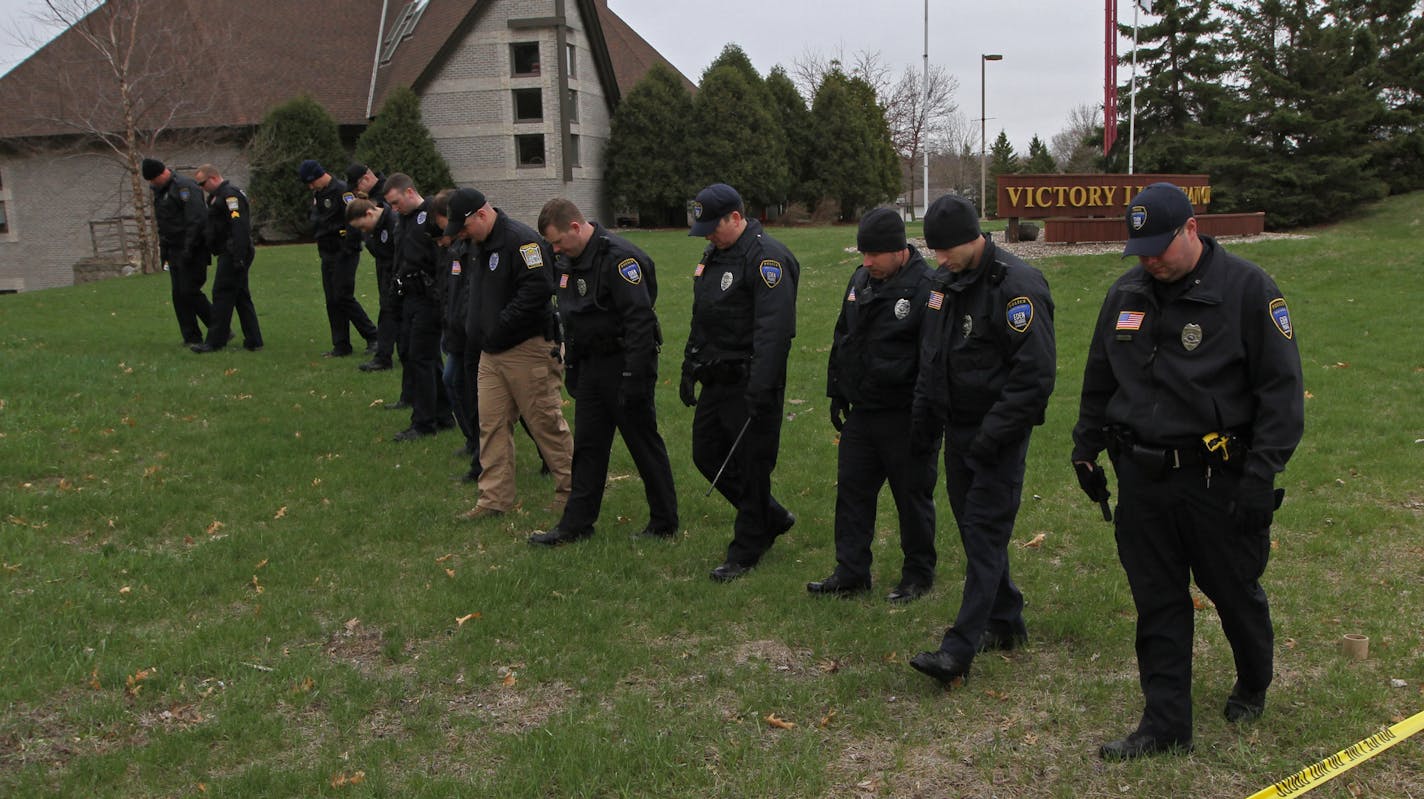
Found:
1116,310 -> 1145,331
927,291 -> 945,311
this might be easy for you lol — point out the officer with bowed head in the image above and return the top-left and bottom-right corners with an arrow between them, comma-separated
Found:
345,163 -> 398,373
300,158 -> 378,358
190,163 -> 263,353
680,183 -> 800,583
1072,182 -> 1304,760
907,194 -> 1056,688
808,208 -> 939,601
144,157 -> 214,347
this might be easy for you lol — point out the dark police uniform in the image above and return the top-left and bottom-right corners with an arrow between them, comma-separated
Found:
442,240 -> 480,462
915,235 -> 1055,666
684,218 -> 799,569
826,248 -> 938,589
200,180 -> 262,350
152,173 -> 214,344
360,199 -> 401,369
1072,235 -> 1304,747
391,198 -> 451,437
311,177 -> 376,355
551,222 -> 678,538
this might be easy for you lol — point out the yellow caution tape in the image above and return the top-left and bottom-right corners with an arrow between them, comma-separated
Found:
1246,707 -> 1424,799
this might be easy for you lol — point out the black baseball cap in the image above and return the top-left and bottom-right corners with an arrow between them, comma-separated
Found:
688,183 -> 743,236
1123,182 -> 1195,257
444,188 -> 488,238
344,163 -> 370,188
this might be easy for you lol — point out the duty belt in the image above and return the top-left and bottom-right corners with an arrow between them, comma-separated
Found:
695,360 -> 749,385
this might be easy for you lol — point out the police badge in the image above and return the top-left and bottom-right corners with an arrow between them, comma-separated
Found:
488,253 -> 500,271
416,210 -> 427,225
961,315 -> 974,337
380,230 -> 388,243
1181,323 -> 1203,351
577,278 -> 588,296
720,272 -> 733,291
894,298 -> 911,320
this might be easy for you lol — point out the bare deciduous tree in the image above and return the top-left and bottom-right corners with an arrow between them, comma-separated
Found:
1050,103 -> 1104,174
885,64 -> 959,217
790,45 -> 893,99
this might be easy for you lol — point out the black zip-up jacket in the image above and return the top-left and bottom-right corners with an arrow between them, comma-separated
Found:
554,222 -> 661,380
444,240 -> 472,349
1071,235 -> 1304,487
310,178 -> 360,253
465,209 -> 557,354
151,174 -> 208,259
827,249 -> 935,412
394,198 -> 441,280
205,180 -> 254,264
914,235 -> 1056,445
683,218 -> 799,397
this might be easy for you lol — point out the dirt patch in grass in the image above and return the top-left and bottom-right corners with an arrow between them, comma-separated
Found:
1,691 -> 212,775
733,638 -> 818,677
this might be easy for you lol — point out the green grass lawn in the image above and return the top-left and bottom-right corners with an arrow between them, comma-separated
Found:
2,196 -> 1422,798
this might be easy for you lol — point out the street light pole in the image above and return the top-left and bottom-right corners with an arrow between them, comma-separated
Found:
921,0 -> 929,220
980,53 -> 1002,221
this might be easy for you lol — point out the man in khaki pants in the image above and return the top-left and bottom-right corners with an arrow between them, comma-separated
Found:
445,188 -> 572,518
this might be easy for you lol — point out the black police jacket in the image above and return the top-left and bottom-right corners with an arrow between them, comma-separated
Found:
361,206 -> 398,270
827,249 -> 935,412
914,235 -> 1056,444
554,222 -> 661,380
151,174 -> 208,259
444,241 -> 472,350
464,209 -> 557,354
204,181 -> 254,263
1071,235 -> 1304,487
394,198 -> 441,280
310,178 -> 360,253
683,218 -> 799,398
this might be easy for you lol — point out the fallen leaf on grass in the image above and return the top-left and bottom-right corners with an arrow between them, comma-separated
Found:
205,520 -> 224,536
1331,362 -> 1350,369
369,398 -> 385,408
502,672 -> 517,687
125,667 -> 155,697
2,562 -> 20,573
765,713 -> 796,730
984,689 -> 1009,701
455,612 -> 481,627
344,618 -> 361,632
251,575 -> 264,594
294,676 -> 315,694
119,585 -> 132,596
273,506 -> 287,519
143,465 -> 161,478
1019,532 -> 1047,549
1191,595 -> 1207,610
88,666 -> 101,690
122,416 -> 136,427
444,568 -> 456,578
435,553 -> 455,563
255,558 -> 268,569
223,368 -> 238,376
882,651 -> 898,663
818,708 -> 837,727
330,771 -> 366,788
817,659 -> 842,674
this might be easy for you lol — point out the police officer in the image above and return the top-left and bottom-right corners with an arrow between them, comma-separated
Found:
527,197 -> 679,546
1072,183 -> 1304,760
346,190 -> 399,374
428,190 -> 481,471
144,158 -> 214,345
347,163 -> 398,373
681,183 -> 799,583
190,164 -> 262,353
379,173 -> 452,442
445,188 -> 573,519
300,159 -> 377,358
908,194 -> 1055,686
809,208 -> 938,601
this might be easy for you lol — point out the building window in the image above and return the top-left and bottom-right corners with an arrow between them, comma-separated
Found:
567,89 -> 579,123
511,42 -> 540,76
513,88 -> 543,122
569,135 -> 581,168
566,43 -> 577,78
516,134 -> 545,167
380,0 -> 430,63
0,200 -> 8,235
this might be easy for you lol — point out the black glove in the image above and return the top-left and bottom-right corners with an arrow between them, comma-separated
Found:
617,372 -> 652,408
969,433 -> 999,464
678,366 -> 697,407
909,410 -> 943,456
745,390 -> 778,420
1231,477 -> 1282,531
1073,460 -> 1113,522
829,397 -> 848,432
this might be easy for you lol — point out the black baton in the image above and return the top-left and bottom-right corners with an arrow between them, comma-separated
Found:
705,418 -> 753,497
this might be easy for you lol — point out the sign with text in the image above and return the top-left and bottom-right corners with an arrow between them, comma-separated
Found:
997,174 -> 1211,219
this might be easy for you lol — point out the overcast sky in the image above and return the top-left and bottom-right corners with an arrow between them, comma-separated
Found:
0,0 -> 1140,153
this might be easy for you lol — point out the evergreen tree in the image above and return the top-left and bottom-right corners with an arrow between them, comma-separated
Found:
765,66 -> 813,209
986,131 -> 1019,217
1338,0 -> 1424,193
806,68 -> 899,221
1114,1 -> 1232,173
354,86 -> 454,195
702,43 -> 762,87
248,95 -> 346,238
1214,0 -> 1386,226
604,63 -> 694,227
1024,134 -> 1058,173
687,61 -> 788,212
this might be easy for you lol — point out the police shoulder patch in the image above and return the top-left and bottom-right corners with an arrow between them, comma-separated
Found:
617,257 -> 642,285
1006,296 -> 1034,333
341,192 -> 355,205
178,188 -> 191,201
225,196 -> 240,212
519,243 -> 544,268
1269,298 -> 1293,340
759,259 -> 783,289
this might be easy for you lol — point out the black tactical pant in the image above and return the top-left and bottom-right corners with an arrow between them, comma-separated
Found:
373,259 -> 400,364
399,287 -> 448,433
833,407 -> 938,586
319,245 -> 375,353
1111,453 -> 1273,743
559,352 -> 678,536
691,380 -> 792,566
165,248 -> 213,344
205,253 -> 261,349
938,424 -> 1031,662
